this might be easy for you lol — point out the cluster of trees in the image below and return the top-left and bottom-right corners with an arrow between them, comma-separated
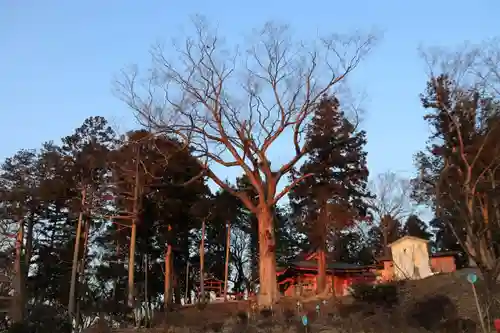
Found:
1,17 -> 498,331
412,45 -> 500,293
0,115 -> 445,330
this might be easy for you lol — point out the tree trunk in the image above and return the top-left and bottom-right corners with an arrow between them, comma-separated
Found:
75,219 -> 90,330
250,223 -> 259,292
127,222 -> 137,308
199,219 -> 206,303
144,254 -> 150,326
316,247 -> 327,294
382,215 -> 390,257
184,262 -> 190,304
173,273 -> 181,305
128,147 -> 141,308
11,219 -> 24,323
256,206 -> 279,308
164,244 -> 173,309
223,222 -> 231,301
24,217 -> 33,273
68,187 -> 86,320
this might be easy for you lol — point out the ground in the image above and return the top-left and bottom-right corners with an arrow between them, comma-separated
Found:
107,270 -> 499,333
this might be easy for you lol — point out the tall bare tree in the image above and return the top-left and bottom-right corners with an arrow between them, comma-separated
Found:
368,171 -> 413,222
414,41 -> 500,292
116,17 -> 376,307
366,171 -> 412,256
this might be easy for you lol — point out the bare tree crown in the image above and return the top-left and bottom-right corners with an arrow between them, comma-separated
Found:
368,171 -> 413,222
116,17 -> 376,211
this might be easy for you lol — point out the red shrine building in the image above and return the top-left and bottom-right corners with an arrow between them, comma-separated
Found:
276,252 -> 376,297
276,236 -> 457,297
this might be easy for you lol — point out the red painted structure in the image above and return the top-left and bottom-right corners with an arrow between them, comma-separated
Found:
276,252 -> 376,297
202,278 -> 224,296
429,252 -> 457,273
376,251 -> 457,281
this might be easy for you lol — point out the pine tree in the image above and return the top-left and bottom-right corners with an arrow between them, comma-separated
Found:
96,129 -> 208,312
0,149 -> 39,322
403,215 -> 432,240
289,95 -> 372,294
367,215 -> 403,257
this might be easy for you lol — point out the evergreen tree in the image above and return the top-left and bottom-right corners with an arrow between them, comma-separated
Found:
289,95 -> 372,294
274,206 -> 306,267
0,148 -> 39,322
331,229 -> 373,265
96,129 -> 208,313
234,175 -> 259,291
403,215 -> 432,240
367,215 -> 403,257
429,216 -> 467,267
413,73 -> 500,288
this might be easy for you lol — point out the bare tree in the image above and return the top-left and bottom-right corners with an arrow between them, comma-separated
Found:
367,171 -> 413,255
230,227 -> 250,294
116,17 -> 376,307
417,41 -> 500,290
368,171 -> 413,222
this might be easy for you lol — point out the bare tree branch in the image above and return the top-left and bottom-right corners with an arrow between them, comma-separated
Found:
115,17 -> 377,209
367,171 -> 413,223
418,40 -> 500,286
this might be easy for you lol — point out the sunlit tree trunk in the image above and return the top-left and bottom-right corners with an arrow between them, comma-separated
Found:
24,217 -> 33,274
68,187 -> 86,320
128,148 -> 141,308
223,222 -> 231,301
316,247 -> 327,294
164,244 -> 172,309
75,219 -> 90,329
144,254 -> 150,326
256,206 -> 279,307
199,219 -> 206,303
11,219 -> 24,323
127,222 -> 137,308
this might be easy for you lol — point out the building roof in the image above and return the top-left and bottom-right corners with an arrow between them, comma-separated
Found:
283,251 -> 372,272
430,251 -> 458,258
376,251 -> 456,263
388,235 -> 430,248
375,255 -> 392,262
290,260 -> 367,271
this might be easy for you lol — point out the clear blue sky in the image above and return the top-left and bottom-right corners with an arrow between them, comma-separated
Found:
1,1 -> 498,188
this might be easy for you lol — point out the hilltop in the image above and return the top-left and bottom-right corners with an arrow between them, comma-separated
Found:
102,270 -> 498,333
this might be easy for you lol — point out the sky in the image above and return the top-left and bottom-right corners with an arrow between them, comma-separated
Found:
1,0 -> 499,200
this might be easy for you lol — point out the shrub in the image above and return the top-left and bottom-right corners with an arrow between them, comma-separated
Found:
350,282 -> 399,308
407,294 -> 459,331
7,303 -> 72,333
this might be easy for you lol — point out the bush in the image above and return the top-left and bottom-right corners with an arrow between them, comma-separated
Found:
350,282 -> 399,308
406,294 -> 459,331
7,303 -> 72,333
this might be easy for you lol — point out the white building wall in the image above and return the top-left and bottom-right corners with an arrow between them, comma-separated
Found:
391,239 -> 433,280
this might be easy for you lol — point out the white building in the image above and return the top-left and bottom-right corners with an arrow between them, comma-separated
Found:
388,236 -> 433,280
